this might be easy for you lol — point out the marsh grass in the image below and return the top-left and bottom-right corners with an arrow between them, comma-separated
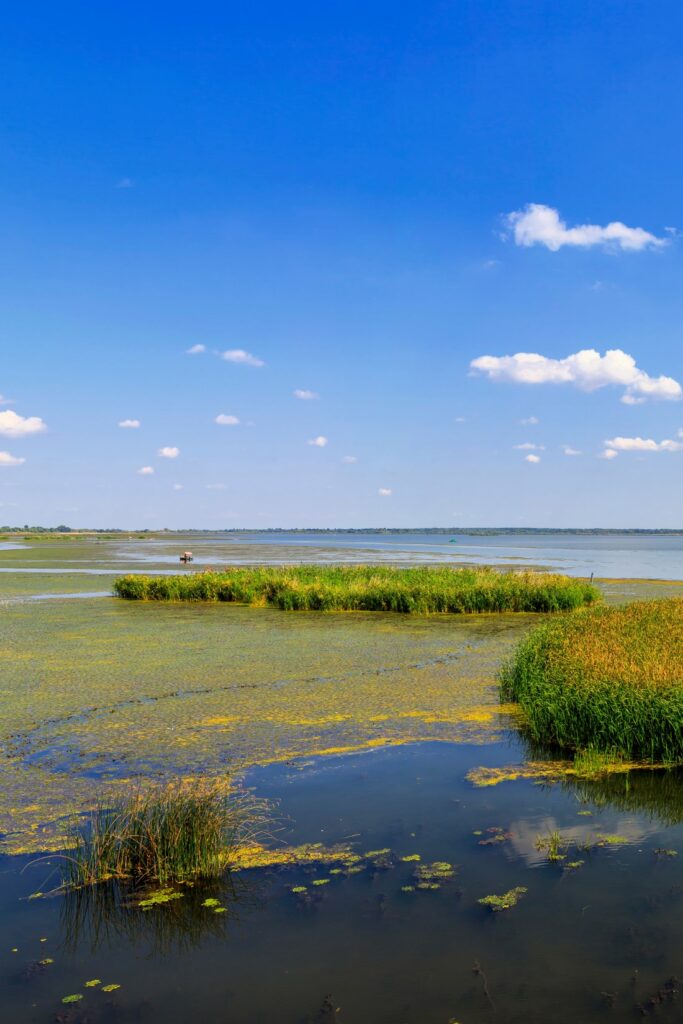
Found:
63,781 -> 271,888
113,566 -> 599,614
502,599 -> 683,761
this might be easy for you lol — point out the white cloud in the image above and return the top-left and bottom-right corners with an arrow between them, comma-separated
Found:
186,344 -> 206,355
137,466 -> 154,475
221,349 -> 265,367
471,348 -> 681,403
0,395 -> 13,406
307,436 -> 328,447
0,451 -> 25,467
0,410 -> 47,437
342,455 -> 358,463
562,446 -> 582,456
505,203 -> 667,252
294,389 -> 319,400
603,435 -> 683,454
158,446 -> 180,458
172,483 -> 184,491
600,448 -> 619,460
525,454 -> 541,464
378,487 -> 393,496
520,416 -> 539,425
215,414 -> 240,426
514,442 -> 545,451
118,419 -> 140,429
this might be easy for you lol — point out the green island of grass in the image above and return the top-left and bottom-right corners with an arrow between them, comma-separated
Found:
113,565 -> 599,614
501,599 -> 683,762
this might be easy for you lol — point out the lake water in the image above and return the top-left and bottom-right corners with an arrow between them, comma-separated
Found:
1,534 -> 683,1023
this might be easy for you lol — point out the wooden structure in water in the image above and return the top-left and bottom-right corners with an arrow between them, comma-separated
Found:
179,551 -> 194,563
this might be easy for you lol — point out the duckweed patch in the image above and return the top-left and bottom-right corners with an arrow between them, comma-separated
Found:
478,886 -> 528,912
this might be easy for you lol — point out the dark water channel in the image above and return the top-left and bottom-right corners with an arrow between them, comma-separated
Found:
3,741 -> 683,1024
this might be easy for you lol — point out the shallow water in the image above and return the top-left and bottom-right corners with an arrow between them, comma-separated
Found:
2,534 -> 683,1022
3,742 -> 683,1024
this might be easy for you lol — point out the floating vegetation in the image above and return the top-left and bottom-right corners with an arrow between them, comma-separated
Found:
401,854 -> 421,862
312,878 -> 330,886
201,897 -> 221,907
61,994 -> 83,1003
564,860 -> 585,872
478,886 -> 528,912
414,861 -> 456,890
138,888 -> 185,909
38,958 -> 54,965
102,983 -> 120,992
63,780 -> 271,888
501,600 -> 683,761
364,848 -> 391,857
114,565 -> 599,614
535,830 -> 566,862
477,826 -> 512,846
84,978 -> 101,987
653,848 -> 678,857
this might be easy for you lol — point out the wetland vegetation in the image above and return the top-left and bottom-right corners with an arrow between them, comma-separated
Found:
113,565 -> 600,613
502,599 -> 683,761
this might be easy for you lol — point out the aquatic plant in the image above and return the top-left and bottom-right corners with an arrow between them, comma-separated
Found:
535,830 -> 566,862
478,886 -> 527,912
113,565 -> 599,614
414,861 -> 456,889
501,600 -> 683,761
63,781 -> 271,888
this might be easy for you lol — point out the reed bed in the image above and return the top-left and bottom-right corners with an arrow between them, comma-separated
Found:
63,781 -> 270,888
113,566 -> 599,614
501,599 -> 683,761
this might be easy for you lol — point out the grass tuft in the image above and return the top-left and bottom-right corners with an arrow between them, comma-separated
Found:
62,781 -> 270,889
113,566 -> 599,615
501,599 -> 683,761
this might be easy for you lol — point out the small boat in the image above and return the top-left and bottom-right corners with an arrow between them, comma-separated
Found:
179,551 -> 194,563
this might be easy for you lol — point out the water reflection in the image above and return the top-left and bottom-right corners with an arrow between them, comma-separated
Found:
61,874 -> 256,956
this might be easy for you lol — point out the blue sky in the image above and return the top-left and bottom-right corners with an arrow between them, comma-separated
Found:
2,1 -> 683,528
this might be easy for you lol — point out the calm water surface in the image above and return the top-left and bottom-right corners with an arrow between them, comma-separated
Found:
3,742 -> 683,1023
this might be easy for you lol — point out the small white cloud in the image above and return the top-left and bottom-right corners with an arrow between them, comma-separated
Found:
118,419 -> 140,429
0,410 -> 47,437
221,349 -> 265,367
137,466 -> 154,475
186,344 -> 206,355
0,451 -> 25,467
172,483 -> 184,491
620,394 -> 646,406
307,436 -> 328,447
0,395 -> 13,406
378,487 -> 392,496
520,416 -> 539,425
471,348 -> 681,403
342,455 -> 358,464
505,203 -> 667,252
513,442 -> 545,451
525,454 -> 541,464
215,414 -> 240,426
603,435 -> 683,454
600,449 -> 619,460
116,177 -> 134,188
562,446 -> 582,456
158,446 -> 180,458
294,389 -> 319,400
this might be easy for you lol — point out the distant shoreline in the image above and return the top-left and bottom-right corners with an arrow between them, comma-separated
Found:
3,527 -> 683,537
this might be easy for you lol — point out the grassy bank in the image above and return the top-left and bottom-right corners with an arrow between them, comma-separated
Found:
501,599 -> 683,761
113,566 -> 599,614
